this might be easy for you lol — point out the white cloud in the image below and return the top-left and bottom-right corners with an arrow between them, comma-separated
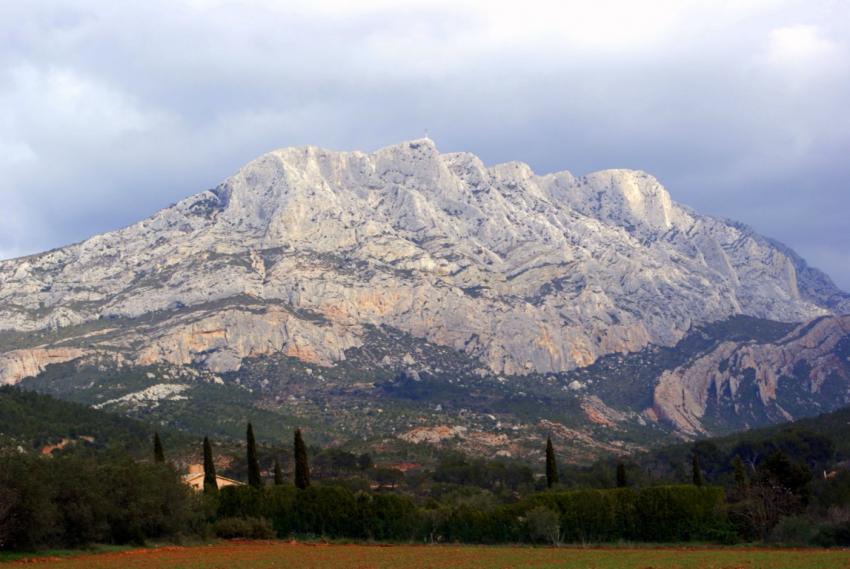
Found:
1,64 -> 167,138
0,140 -> 37,166
766,25 -> 840,64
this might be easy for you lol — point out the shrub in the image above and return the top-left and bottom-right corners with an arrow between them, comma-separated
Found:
218,485 -> 263,519
769,515 -> 817,545
813,521 -> 850,547
213,516 -> 275,539
526,506 -> 560,545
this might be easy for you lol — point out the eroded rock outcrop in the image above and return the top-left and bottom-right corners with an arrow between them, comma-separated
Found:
0,348 -> 90,386
652,315 -> 850,434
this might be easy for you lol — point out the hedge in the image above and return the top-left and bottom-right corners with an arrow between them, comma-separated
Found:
216,483 -> 727,543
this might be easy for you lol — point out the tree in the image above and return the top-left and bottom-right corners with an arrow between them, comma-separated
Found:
358,452 -> 374,471
732,455 -> 748,492
692,440 -> 723,479
730,480 -> 798,540
0,486 -> 18,549
759,450 -> 812,504
373,467 -> 404,490
616,463 -> 627,488
203,436 -> 217,493
545,436 -> 559,489
294,428 -> 311,489
273,460 -> 284,486
246,423 -> 262,489
692,454 -> 704,487
153,432 -> 165,463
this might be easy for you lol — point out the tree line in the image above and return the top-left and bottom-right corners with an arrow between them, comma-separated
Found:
4,421 -> 850,551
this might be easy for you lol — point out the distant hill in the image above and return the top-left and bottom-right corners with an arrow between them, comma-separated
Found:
0,385 -> 160,455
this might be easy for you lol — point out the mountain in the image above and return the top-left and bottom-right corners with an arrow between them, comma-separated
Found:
1,139 -> 848,459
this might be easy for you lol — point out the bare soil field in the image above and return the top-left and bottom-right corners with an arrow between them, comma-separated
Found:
8,541 -> 850,569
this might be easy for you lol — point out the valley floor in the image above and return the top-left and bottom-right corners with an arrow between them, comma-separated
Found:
7,541 -> 850,569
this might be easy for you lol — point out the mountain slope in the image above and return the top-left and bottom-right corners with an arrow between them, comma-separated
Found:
653,315 -> 850,435
0,385 -> 156,455
1,139 -> 847,387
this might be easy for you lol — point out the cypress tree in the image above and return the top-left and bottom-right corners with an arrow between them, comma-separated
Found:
692,454 -> 704,487
294,428 -> 311,489
246,422 -> 263,489
545,436 -> 559,489
274,460 -> 284,486
203,436 -> 218,493
732,455 -> 748,491
153,431 -> 165,463
616,462 -> 627,488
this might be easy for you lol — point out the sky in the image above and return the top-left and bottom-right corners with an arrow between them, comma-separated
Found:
1,0 -> 849,288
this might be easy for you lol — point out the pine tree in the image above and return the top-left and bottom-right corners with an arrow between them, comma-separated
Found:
246,422 -> 263,489
274,460 -> 284,486
545,436 -> 559,489
294,428 -> 311,489
203,436 -> 218,493
616,462 -> 627,488
153,431 -> 165,463
692,454 -> 704,487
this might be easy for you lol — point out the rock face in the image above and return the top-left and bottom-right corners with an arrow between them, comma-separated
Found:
1,139 -> 848,387
653,315 -> 850,435
0,348 -> 90,387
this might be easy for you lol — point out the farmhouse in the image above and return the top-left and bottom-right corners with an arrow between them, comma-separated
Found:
182,464 -> 243,491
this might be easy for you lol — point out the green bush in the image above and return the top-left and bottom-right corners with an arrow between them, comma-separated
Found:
520,485 -> 726,543
213,516 -> 275,539
813,521 -> 850,547
525,506 -> 560,545
769,515 -> 818,545
257,484 -> 420,540
217,485 -> 263,519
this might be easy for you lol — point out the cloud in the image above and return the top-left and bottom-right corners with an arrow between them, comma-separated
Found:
0,0 -> 849,290
765,24 -> 840,64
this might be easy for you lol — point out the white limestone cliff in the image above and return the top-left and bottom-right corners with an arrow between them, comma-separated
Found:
0,139 -> 847,384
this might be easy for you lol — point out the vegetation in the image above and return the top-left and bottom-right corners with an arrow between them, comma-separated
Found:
153,432 -> 165,464
203,436 -> 217,493
0,386 -> 154,455
246,423 -> 262,489
273,460 -> 284,486
294,428 -> 310,489
10,380 -> 850,552
545,436 -> 558,489
616,463 -> 627,488
692,454 -> 703,487
0,453 -> 202,550
212,481 -> 725,543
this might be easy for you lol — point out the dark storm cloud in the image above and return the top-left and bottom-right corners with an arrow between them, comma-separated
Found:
1,1 -> 848,288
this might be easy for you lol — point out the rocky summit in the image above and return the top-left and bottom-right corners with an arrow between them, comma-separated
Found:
1,139 -> 849,457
